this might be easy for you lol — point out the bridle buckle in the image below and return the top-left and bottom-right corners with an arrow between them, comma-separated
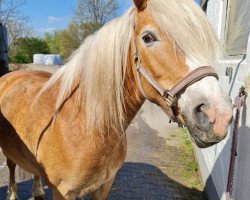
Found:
163,90 -> 175,107
134,52 -> 140,64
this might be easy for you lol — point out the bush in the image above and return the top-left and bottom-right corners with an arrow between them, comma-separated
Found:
9,37 -> 50,63
11,52 -> 29,63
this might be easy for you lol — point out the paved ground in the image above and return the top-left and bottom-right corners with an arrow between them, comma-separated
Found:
0,102 -> 206,200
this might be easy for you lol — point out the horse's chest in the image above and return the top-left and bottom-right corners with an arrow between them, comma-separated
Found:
106,136 -> 127,175
87,136 -> 127,185
45,135 -> 127,197
78,136 -> 127,196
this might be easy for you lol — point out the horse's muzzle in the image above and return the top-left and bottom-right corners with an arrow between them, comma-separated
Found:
184,98 -> 233,148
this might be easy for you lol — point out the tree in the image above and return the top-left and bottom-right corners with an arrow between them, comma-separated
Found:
0,0 -> 32,49
73,0 -> 118,35
44,0 -> 119,60
9,37 -> 50,63
44,24 -> 82,59
44,32 -> 62,55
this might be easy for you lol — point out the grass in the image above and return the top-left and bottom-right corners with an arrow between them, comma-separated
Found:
178,128 -> 201,189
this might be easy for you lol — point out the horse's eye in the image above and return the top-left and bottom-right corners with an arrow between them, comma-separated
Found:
142,34 -> 156,44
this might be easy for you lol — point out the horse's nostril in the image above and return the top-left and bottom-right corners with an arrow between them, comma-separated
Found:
193,103 -> 207,117
196,103 -> 205,112
192,103 -> 211,130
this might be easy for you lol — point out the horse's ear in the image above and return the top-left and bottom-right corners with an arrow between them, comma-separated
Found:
133,0 -> 147,11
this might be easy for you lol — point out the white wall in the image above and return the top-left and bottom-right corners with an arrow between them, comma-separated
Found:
194,0 -> 250,200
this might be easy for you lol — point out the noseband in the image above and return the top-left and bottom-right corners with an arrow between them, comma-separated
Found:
134,47 -> 219,127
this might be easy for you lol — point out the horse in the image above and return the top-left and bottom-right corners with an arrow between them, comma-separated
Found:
0,0 -> 233,199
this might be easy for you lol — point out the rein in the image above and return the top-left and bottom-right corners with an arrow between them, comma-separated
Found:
133,44 -> 219,126
226,86 -> 247,200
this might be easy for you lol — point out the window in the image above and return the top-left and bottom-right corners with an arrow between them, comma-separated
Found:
224,0 -> 250,55
200,0 -> 209,13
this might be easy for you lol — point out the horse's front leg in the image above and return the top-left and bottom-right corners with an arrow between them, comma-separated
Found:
32,175 -> 46,199
6,158 -> 18,200
91,177 -> 115,200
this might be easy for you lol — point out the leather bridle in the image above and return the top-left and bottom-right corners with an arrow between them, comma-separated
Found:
134,45 -> 219,127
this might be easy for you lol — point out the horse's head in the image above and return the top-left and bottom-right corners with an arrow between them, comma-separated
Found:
132,0 -> 233,148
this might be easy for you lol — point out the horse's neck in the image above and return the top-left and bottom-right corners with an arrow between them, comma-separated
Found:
123,46 -> 145,129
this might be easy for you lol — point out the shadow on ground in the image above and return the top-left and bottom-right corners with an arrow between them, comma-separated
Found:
0,162 -> 206,200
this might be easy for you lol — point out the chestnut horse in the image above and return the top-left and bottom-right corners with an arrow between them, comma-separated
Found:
0,0 -> 232,199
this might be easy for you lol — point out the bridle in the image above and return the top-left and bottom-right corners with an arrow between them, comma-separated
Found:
134,43 -> 219,127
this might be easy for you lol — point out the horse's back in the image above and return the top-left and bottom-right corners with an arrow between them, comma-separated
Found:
0,70 -> 52,121
0,70 -> 51,99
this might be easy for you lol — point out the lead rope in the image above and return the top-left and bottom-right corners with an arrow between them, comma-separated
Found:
226,86 -> 247,200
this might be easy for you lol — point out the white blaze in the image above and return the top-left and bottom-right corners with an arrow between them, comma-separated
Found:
179,58 -> 227,114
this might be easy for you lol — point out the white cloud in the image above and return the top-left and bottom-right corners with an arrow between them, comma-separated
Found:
37,27 -> 56,34
48,16 -> 64,24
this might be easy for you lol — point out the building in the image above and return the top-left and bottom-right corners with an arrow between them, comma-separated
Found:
194,0 -> 250,200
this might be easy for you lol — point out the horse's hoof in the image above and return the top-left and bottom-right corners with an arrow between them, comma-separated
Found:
28,196 -> 46,200
6,193 -> 18,200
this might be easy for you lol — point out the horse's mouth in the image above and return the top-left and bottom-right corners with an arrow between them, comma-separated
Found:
191,134 -> 218,148
186,124 -> 221,148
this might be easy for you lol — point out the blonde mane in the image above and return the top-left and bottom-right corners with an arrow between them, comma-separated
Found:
148,0 -> 220,66
40,0 -> 220,134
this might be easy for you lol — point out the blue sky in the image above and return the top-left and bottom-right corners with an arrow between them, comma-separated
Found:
23,0 -> 77,36
23,0 -> 200,36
